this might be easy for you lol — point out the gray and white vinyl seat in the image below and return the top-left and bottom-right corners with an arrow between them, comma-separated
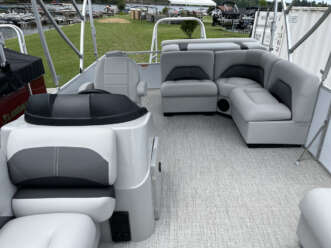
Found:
230,58 -> 319,145
214,49 -> 280,113
79,51 -> 147,104
160,50 -> 217,114
0,122 -> 116,248
297,188 -> 331,248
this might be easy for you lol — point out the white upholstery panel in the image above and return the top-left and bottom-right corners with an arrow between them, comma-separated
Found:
12,197 -> 115,223
299,188 -> 331,248
0,213 -> 98,248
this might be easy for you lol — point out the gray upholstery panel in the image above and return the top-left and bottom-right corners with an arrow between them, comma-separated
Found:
161,51 -> 214,82
161,80 -> 217,97
230,88 -> 291,122
214,50 -> 280,85
297,215 -> 322,248
267,60 -> 320,122
8,147 -> 109,187
187,42 -> 241,51
217,77 -> 262,97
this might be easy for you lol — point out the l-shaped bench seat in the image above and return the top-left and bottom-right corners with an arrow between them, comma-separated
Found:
160,49 -> 320,145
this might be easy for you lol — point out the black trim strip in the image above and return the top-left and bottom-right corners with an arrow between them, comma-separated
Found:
14,186 -> 115,199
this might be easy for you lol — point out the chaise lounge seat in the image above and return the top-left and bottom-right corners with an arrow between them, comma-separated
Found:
297,188 -> 331,248
230,87 -> 292,122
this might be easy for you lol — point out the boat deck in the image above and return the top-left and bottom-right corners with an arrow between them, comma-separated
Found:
102,90 -> 331,248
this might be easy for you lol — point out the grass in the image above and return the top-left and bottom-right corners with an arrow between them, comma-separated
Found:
5,15 -> 248,88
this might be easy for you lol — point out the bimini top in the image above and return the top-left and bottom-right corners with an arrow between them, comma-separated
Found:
25,93 -> 148,126
168,0 -> 216,6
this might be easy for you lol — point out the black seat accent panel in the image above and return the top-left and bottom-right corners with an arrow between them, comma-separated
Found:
8,146 -> 109,187
269,79 -> 292,110
220,65 -> 264,86
178,43 -> 188,51
234,42 -> 249,50
166,66 -> 210,81
25,93 -> 148,126
14,186 -> 115,199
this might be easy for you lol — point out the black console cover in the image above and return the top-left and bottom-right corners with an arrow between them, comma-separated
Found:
0,48 -> 44,96
25,93 -> 148,126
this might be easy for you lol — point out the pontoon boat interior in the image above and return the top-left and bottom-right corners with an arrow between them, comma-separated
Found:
0,5 -> 331,248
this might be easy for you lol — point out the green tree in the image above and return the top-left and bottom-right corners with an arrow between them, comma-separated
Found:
180,20 -> 198,39
116,0 -> 126,12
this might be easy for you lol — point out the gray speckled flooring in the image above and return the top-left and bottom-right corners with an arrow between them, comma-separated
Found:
103,90 -> 331,248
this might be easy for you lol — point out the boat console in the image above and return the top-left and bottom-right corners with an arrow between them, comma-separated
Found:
0,91 -> 161,247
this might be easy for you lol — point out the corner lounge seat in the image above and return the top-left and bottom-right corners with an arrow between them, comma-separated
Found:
297,188 -> 331,248
231,59 -> 319,145
160,50 -> 217,113
0,213 -> 98,248
78,51 -> 147,104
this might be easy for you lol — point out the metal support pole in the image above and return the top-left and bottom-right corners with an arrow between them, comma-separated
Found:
80,0 -> 88,72
262,9 -> 270,45
289,6 -> 331,54
71,0 -> 84,21
321,52 -> 331,85
252,9 -> 260,39
88,0 -> 98,60
282,0 -> 292,61
37,0 -> 82,58
269,0 -> 278,51
31,0 -> 59,89
0,33 -> 7,68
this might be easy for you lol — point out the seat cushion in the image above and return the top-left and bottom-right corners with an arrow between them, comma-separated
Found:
161,80 -> 218,97
230,88 -> 292,122
216,77 -> 262,97
0,213 -> 98,248
12,187 -> 115,223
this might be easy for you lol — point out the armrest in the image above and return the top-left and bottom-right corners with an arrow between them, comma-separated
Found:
78,82 -> 95,93
137,81 -> 147,97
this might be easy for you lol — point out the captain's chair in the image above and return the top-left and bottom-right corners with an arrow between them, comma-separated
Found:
79,51 -> 147,104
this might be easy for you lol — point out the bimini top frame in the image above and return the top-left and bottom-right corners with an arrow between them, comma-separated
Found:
149,17 -> 207,64
31,0 -> 98,90
267,1 -> 331,63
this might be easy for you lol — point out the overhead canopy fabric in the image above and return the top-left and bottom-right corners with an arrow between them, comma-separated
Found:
168,0 -> 216,6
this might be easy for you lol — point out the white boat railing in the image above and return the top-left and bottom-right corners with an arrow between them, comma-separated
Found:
149,17 -> 207,64
0,24 -> 27,54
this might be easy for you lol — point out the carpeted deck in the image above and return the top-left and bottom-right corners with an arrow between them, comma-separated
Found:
103,90 -> 331,248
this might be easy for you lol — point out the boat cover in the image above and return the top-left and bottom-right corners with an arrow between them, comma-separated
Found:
25,93 -> 148,126
0,48 -> 44,96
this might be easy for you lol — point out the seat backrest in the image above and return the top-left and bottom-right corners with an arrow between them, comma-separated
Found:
214,50 -> 280,87
7,127 -> 117,187
267,60 -> 320,122
0,150 -> 16,229
160,51 -> 214,82
95,51 -> 140,103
